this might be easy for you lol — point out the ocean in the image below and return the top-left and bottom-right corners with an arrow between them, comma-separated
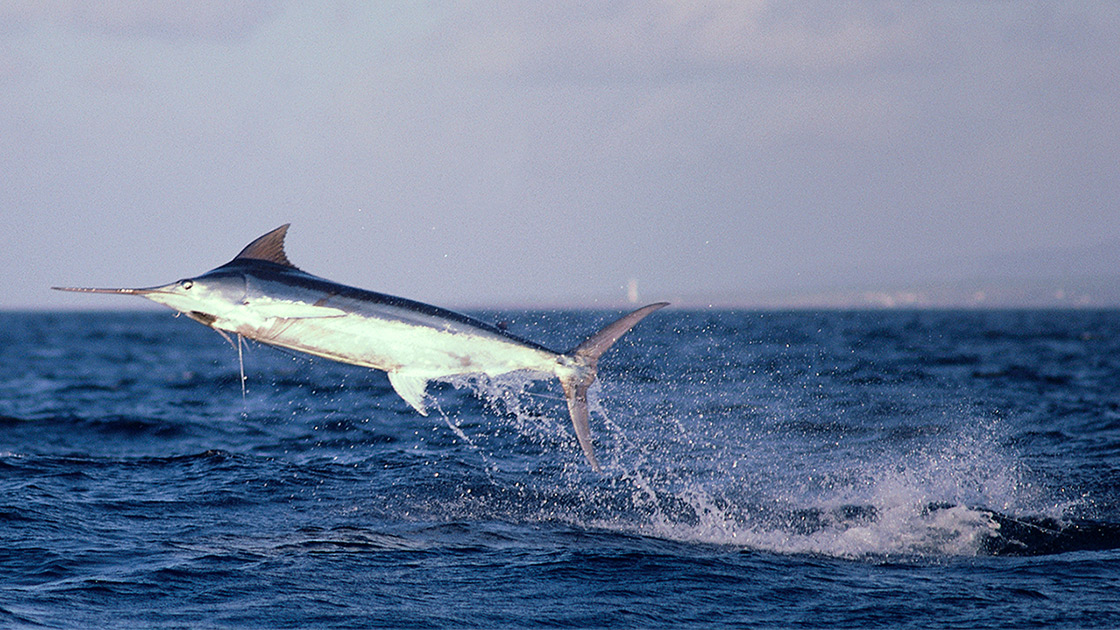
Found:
1,309 -> 1118,628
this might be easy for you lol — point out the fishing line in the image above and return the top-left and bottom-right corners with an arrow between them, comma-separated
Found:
432,397 -> 475,446
519,390 -> 565,403
431,398 -> 502,481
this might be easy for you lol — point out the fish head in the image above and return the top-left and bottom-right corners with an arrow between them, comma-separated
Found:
53,268 -> 248,327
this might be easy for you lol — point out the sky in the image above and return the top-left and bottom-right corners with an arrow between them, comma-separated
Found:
2,1 -> 1119,310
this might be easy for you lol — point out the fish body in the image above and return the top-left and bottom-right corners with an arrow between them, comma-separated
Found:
55,225 -> 667,470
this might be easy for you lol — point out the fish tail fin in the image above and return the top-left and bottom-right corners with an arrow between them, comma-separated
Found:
560,302 -> 669,471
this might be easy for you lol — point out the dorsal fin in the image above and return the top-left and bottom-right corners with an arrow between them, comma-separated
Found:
232,224 -> 298,268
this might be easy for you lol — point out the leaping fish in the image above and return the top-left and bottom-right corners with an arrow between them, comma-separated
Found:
54,225 -> 667,470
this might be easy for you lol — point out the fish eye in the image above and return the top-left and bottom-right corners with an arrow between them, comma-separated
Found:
179,279 -> 194,290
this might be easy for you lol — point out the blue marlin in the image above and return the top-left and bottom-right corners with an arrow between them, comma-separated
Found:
54,225 -> 667,470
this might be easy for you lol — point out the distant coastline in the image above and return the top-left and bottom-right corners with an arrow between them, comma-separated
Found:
671,275 -> 1120,310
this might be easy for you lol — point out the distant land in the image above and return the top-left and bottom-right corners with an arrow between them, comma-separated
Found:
677,275 -> 1120,309
668,238 -> 1120,309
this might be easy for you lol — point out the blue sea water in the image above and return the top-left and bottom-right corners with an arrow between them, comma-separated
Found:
1,309 -> 1118,628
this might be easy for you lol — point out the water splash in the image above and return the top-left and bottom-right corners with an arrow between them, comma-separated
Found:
413,371 -> 1085,558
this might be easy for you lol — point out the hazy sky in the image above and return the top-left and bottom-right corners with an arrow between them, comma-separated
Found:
3,2 -> 1118,309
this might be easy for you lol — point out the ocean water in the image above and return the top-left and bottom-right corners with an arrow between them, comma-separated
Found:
1,308 -> 1118,628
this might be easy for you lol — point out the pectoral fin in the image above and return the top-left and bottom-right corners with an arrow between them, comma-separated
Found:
388,372 -> 429,416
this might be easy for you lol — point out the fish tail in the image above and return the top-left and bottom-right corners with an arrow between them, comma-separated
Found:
560,302 -> 669,471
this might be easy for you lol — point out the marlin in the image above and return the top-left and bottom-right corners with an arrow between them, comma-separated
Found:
54,225 -> 667,470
